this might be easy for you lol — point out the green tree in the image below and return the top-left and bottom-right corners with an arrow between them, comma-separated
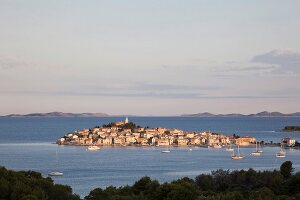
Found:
85,188 -> 110,200
195,175 -> 214,191
280,161 -> 294,179
249,187 -> 277,200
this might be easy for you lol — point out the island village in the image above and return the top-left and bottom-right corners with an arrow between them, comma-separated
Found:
57,117 -> 257,147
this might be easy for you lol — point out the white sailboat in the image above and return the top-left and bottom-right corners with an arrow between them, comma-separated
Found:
162,138 -> 171,153
48,150 -> 63,176
48,171 -> 63,176
225,144 -> 234,152
213,144 -> 222,148
251,141 -> 261,156
161,145 -> 171,153
276,144 -> 286,158
231,145 -> 244,160
87,145 -> 100,151
257,142 -> 263,153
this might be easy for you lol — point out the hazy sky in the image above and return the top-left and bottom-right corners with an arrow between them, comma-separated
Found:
1,0 -> 300,115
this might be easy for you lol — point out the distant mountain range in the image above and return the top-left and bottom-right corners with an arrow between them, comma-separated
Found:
2,111 -> 300,118
181,111 -> 300,117
2,112 -> 109,118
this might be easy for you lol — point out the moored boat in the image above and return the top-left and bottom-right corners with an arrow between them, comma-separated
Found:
251,142 -> 262,156
48,171 -> 63,176
225,144 -> 234,152
87,145 -> 100,151
231,145 -> 244,160
276,144 -> 286,158
49,150 -> 63,176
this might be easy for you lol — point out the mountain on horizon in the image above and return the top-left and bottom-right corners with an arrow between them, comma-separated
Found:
2,112 -> 109,118
2,111 -> 300,117
181,111 -> 300,117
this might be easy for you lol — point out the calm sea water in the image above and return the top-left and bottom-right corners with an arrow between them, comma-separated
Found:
0,117 -> 300,197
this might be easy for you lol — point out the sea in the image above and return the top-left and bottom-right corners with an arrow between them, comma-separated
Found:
0,116 -> 300,197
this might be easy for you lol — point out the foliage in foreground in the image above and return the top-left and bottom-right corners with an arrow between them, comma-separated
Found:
85,161 -> 300,200
0,167 -> 80,200
0,161 -> 299,200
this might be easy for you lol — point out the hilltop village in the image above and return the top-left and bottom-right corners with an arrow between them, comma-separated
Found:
57,118 -> 257,147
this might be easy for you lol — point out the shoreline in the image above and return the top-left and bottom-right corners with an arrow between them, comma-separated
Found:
56,142 -> 300,150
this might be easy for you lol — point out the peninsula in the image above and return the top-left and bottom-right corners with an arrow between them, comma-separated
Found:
57,117 -> 256,147
283,126 -> 300,132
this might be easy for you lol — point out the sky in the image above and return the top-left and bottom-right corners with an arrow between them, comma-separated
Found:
1,0 -> 300,116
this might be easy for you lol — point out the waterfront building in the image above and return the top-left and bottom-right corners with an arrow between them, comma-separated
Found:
235,136 -> 256,146
282,138 -> 296,147
57,121 -> 255,148
157,139 -> 170,146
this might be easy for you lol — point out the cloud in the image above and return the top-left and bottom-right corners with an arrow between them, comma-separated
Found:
1,82 -> 223,99
3,89 -> 300,99
230,65 -> 276,72
68,82 -> 221,99
2,89 -> 204,99
222,64 -> 276,73
133,82 -> 221,91
251,49 -> 300,74
0,56 -> 34,70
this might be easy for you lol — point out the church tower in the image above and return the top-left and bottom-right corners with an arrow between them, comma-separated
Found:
125,116 -> 129,124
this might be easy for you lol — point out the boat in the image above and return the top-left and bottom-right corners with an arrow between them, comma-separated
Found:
162,146 -> 171,153
48,171 -> 63,176
231,145 -> 244,160
251,142 -> 261,156
48,150 -> 63,176
208,144 -> 222,149
225,144 -> 234,152
87,145 -> 100,151
276,144 -> 286,158
213,144 -> 222,149
256,142 -> 263,153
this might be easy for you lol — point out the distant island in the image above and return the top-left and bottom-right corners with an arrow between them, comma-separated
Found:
181,111 -> 300,117
2,112 -> 109,118
282,126 -> 300,132
2,111 -> 300,117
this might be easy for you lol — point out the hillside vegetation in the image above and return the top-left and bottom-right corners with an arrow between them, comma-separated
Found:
1,161 -> 300,200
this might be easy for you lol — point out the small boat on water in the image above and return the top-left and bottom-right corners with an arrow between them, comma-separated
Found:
225,144 -> 234,152
276,150 -> 286,158
162,146 -> 171,153
251,142 -> 262,156
48,171 -> 63,176
276,144 -> 286,158
231,145 -> 244,160
257,142 -> 263,153
208,144 -> 222,149
213,144 -> 222,149
87,145 -> 100,151
49,150 -> 63,176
